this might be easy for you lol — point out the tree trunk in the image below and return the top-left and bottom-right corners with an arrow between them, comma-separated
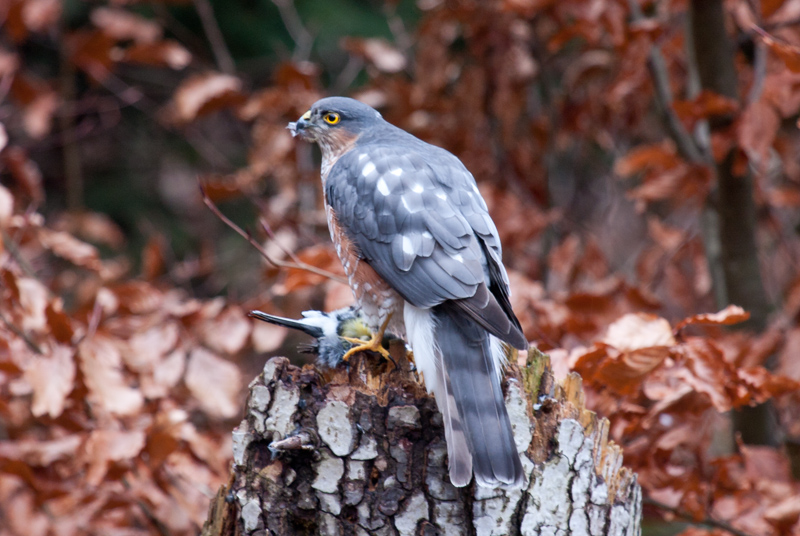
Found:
688,0 -> 776,447
202,348 -> 642,536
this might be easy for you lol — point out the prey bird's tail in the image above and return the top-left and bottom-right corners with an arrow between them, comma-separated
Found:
248,311 -> 325,338
404,303 -> 524,488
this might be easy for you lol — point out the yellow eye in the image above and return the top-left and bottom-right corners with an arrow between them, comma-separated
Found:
323,113 -> 340,125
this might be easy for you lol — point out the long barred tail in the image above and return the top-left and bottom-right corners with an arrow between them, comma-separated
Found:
404,303 -> 524,488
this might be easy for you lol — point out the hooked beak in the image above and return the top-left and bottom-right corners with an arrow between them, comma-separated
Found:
288,110 -> 312,138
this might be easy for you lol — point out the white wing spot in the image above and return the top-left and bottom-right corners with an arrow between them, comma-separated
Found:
358,153 -> 368,161
422,231 -> 433,239
450,252 -> 464,262
377,178 -> 390,196
435,192 -> 447,200
401,196 -> 411,211
402,236 -> 415,255
472,183 -> 480,194
390,168 -> 403,177
362,162 -> 376,177
411,183 -> 424,193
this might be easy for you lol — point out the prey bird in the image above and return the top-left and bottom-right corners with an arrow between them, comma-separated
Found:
289,97 -> 528,488
248,307 -> 400,368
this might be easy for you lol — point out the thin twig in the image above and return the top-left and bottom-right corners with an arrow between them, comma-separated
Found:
627,0 -> 705,163
199,183 -> 346,284
272,0 -> 314,61
257,217 -> 305,266
0,311 -> 43,354
644,498 -> 756,536
745,1 -> 767,105
192,0 -> 236,74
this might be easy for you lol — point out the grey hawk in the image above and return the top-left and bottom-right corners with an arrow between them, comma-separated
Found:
289,97 -> 528,488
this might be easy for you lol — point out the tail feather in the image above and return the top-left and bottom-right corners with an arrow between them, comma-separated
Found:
248,310 -> 326,338
404,301 -> 523,488
435,303 -> 524,487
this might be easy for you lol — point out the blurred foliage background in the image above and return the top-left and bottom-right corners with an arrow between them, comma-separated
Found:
3,0 -> 800,534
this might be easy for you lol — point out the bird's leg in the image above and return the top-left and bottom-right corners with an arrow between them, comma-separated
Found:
341,314 -> 392,361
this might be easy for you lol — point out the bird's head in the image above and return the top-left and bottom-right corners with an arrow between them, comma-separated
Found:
288,97 -> 383,152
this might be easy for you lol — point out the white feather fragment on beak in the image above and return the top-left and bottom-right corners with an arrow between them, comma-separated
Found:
287,122 -> 298,137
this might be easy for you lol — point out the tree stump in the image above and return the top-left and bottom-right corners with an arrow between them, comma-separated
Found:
202,347 -> 642,535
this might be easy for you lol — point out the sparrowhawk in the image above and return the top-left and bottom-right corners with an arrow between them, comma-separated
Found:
289,97 -> 528,488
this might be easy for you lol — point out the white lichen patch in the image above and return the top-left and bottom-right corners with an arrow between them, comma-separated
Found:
473,464 -> 527,536
521,455 -> 571,533
387,405 -> 420,429
506,380 -> 533,453
312,451 -> 345,494
317,400 -> 356,456
351,435 -> 378,460
557,419 -> 585,464
231,419 -> 253,466
394,491 -> 429,536
249,384 -> 271,412
317,491 -> 343,515
432,501 -> 467,536
347,460 -> 366,481
262,358 -> 283,383
264,381 -> 299,437
241,498 -> 261,533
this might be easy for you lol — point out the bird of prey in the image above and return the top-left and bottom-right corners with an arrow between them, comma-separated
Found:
248,307 -> 400,368
289,97 -> 528,488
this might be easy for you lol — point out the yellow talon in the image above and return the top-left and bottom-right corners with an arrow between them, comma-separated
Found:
341,315 -> 392,361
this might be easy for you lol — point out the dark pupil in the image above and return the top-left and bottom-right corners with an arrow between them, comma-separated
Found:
328,114 -> 336,122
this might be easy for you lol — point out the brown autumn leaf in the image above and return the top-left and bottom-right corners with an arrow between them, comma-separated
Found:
90,7 -> 162,43
111,281 -> 164,315
738,99 -> 780,162
25,345 -> 75,418
82,428 -> 147,486
123,321 -> 180,371
78,335 -> 144,416
21,0 -> 61,33
754,25 -> 800,72
54,211 -> 126,249
140,348 -> 186,399
66,29 -> 116,81
603,313 -> 676,352
278,243 -> 343,294
251,318 -> 289,354
123,41 -> 192,70
184,348 -> 241,419
201,306 -> 251,355
675,305 -> 750,332
0,184 -> 14,229
38,229 -> 103,271
680,337 -> 736,412
3,146 -> 45,202
341,37 -> 407,73
169,72 -> 244,124
16,276 -> 48,333
21,89 -> 58,139
673,90 -> 739,125
593,346 -> 673,395
614,142 -> 680,177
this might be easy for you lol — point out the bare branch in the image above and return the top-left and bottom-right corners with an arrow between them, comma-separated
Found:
192,0 -> 236,75
199,183 -> 347,284
271,0 -> 314,62
627,0 -> 706,163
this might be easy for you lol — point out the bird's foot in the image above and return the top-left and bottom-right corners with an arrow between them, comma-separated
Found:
341,316 -> 392,362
